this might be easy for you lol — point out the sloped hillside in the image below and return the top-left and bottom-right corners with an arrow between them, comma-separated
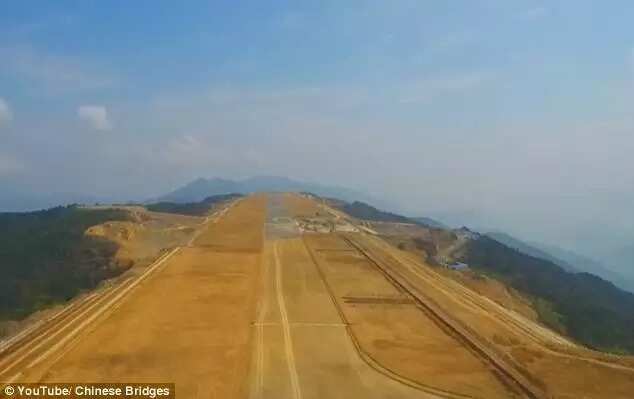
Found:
0,206 -> 131,321
459,236 -> 634,353
328,196 -> 634,354
341,201 -> 412,223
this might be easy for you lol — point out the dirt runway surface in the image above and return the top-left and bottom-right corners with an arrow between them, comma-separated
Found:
7,195 -> 267,398
353,233 -> 634,399
302,235 -> 516,399
249,239 -> 443,399
250,194 -> 446,399
253,194 -> 634,399
4,192 -> 633,399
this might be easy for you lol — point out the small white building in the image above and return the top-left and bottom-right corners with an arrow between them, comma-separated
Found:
448,262 -> 469,271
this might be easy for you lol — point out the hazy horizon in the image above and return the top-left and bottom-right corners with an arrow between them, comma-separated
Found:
1,1 -> 633,276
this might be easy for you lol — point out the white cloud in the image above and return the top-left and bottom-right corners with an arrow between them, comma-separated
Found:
0,98 -> 12,127
77,105 -> 112,131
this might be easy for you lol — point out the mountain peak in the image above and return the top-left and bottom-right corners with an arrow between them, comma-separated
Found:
154,176 -> 381,206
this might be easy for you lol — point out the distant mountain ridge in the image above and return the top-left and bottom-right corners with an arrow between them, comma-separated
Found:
486,231 -> 634,294
340,201 -> 412,223
332,200 -> 450,231
486,232 -> 579,273
530,241 -> 634,293
154,176 -> 385,206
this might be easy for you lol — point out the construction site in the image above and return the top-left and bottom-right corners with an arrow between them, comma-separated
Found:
1,193 -> 633,399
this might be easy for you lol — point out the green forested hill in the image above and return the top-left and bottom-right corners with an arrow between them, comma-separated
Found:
340,201 -> 412,223
460,236 -> 634,354
145,193 -> 242,216
0,205 -> 130,321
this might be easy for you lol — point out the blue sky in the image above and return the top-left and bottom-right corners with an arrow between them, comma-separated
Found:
1,1 -> 633,271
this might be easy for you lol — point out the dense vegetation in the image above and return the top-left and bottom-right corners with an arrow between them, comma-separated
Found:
486,231 -> 579,272
0,205 -> 131,321
460,236 -> 634,353
341,201 -> 413,223
339,201 -> 446,230
145,193 -> 242,216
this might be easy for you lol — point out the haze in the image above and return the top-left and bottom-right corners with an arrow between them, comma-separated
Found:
1,1 -> 633,276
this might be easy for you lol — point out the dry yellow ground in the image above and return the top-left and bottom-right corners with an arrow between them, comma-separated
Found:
35,195 -> 267,399
357,232 -> 634,399
304,234 -> 516,399
249,237 -> 442,399
86,208 -> 203,266
196,196 -> 266,251
381,233 -> 538,322
12,192 -> 633,399
281,193 -> 323,218
442,270 -> 538,322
